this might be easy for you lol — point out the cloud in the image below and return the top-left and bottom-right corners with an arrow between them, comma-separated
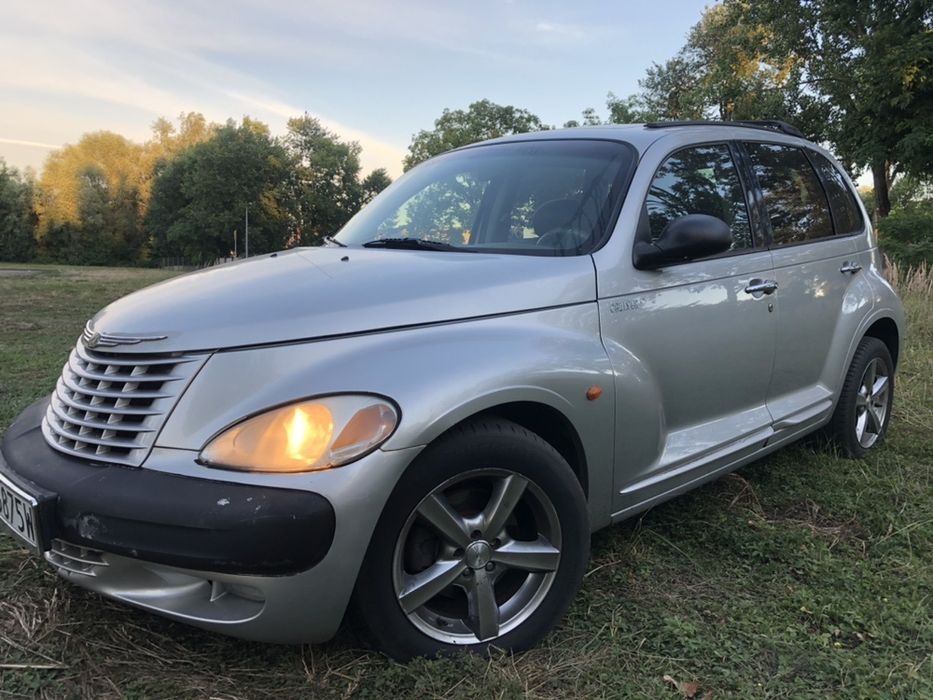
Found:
220,91 -> 406,175
0,137 -> 59,150
534,21 -> 586,40
0,1 -> 408,176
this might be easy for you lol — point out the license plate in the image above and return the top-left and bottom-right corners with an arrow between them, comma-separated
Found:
0,471 -> 41,552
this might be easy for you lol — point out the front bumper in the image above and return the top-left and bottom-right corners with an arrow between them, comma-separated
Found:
1,398 -> 422,643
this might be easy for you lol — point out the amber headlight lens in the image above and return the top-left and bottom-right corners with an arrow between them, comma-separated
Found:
199,396 -> 398,473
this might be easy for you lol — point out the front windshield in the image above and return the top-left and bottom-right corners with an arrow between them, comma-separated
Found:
335,139 -> 636,255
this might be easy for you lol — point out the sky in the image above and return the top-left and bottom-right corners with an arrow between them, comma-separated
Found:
0,0 -> 709,178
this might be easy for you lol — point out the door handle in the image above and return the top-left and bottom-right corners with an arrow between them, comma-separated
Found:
744,279 -> 778,296
840,262 -> 862,274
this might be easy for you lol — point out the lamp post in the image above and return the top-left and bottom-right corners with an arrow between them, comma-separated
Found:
245,204 -> 250,258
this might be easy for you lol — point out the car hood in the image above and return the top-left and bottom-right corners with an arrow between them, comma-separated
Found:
88,247 -> 597,353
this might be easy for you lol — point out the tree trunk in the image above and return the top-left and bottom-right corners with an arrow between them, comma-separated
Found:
872,160 -> 891,220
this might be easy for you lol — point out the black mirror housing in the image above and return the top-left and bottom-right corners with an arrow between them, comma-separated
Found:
633,214 -> 733,269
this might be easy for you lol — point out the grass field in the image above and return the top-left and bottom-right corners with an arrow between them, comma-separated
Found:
0,263 -> 930,699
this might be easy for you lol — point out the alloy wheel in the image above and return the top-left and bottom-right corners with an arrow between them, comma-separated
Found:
392,468 -> 562,645
854,357 -> 890,448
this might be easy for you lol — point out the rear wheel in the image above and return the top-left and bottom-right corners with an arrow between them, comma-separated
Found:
829,337 -> 894,458
354,418 -> 589,660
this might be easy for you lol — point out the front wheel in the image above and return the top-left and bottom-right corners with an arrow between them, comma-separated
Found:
353,418 -> 589,660
829,337 -> 894,458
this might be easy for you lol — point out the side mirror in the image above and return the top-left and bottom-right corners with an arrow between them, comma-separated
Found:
633,214 -> 732,270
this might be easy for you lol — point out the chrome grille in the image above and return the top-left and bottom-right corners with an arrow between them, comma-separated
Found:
42,339 -> 207,466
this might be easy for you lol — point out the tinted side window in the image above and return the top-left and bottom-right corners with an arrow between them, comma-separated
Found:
745,143 -> 833,245
645,144 -> 753,250
808,151 -> 865,235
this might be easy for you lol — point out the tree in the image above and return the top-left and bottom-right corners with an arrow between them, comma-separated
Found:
0,160 -> 38,262
148,112 -> 217,159
606,93 -> 658,124
632,2 -> 812,127
36,133 -> 149,264
748,0 -> 933,217
404,99 -> 547,170
142,112 -> 218,204
563,106 -> 605,128
639,55 -> 709,121
284,115 -> 369,244
39,166 -> 145,265
146,118 -> 294,261
361,168 -> 392,205
33,117 -> 219,264
38,131 -> 146,232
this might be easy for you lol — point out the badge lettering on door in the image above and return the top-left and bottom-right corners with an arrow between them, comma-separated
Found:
609,298 -> 645,313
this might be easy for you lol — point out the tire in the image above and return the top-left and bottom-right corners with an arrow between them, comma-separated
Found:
829,337 -> 894,458
353,417 -> 589,660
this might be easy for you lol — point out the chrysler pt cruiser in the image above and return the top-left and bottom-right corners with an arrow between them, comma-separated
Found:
0,121 -> 904,659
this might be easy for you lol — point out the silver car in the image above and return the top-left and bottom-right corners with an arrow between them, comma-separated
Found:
0,121 -> 904,659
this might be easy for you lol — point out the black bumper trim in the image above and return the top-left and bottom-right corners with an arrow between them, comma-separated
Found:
1,398 -> 336,576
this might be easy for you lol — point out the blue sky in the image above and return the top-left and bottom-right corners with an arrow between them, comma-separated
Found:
0,0 -> 709,177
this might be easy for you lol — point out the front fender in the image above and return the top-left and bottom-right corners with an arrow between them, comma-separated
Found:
156,304 -> 616,528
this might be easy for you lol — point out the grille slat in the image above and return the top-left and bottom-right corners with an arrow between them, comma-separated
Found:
42,339 -> 207,466
67,354 -> 184,384
74,341 -> 198,367
60,371 -> 172,400
48,400 -> 155,433
44,416 -> 145,449
53,383 -> 161,416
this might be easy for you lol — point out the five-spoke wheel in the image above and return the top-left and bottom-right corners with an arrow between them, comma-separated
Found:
853,357 -> 890,449
394,469 -> 562,644
354,418 -> 588,660
830,336 -> 894,457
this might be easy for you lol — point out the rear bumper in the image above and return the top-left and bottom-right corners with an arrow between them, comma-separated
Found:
1,397 -> 423,643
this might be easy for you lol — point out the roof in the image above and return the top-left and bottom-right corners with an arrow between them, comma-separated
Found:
477,121 -> 810,155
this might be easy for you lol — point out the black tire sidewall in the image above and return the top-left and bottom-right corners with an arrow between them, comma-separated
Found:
832,337 -> 894,458
353,418 -> 589,660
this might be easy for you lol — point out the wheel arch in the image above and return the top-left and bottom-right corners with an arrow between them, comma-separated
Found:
439,401 -> 590,499
863,316 -> 900,368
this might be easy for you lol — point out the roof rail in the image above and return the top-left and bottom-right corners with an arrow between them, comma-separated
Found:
645,119 -> 806,139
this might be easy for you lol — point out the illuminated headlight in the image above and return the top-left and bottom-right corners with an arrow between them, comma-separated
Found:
199,395 -> 398,473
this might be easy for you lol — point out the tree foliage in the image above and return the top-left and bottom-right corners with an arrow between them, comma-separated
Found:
878,205 -> 933,268
747,0 -> 933,216
146,119 -> 294,261
621,0 -> 932,219
285,115 -> 378,245
404,99 -> 547,170
32,115 -> 220,264
630,2 -> 817,128
37,131 -> 145,243
361,168 -> 393,205
2,1 -> 929,264
0,160 -> 37,262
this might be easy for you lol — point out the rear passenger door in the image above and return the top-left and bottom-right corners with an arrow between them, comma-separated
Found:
742,142 -> 873,433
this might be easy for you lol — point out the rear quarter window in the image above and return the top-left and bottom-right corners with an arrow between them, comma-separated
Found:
807,151 -> 866,235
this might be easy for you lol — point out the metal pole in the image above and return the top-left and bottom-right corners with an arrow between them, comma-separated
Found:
234,228 -> 238,258
245,204 -> 249,258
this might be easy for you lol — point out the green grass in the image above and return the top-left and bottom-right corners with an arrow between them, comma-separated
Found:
1,263 -> 930,699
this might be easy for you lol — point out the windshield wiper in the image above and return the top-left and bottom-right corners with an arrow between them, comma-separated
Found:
362,238 -> 467,252
324,235 -> 347,247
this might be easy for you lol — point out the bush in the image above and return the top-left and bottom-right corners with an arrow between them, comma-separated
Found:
878,205 -> 933,269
